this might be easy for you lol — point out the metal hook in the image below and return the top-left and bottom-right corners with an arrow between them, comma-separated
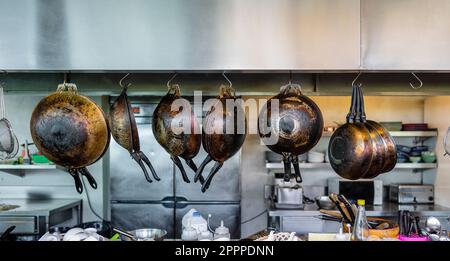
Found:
166,73 -> 178,88
409,72 -> 423,89
222,72 -> 232,88
119,73 -> 131,88
0,70 -> 6,87
351,72 -> 362,87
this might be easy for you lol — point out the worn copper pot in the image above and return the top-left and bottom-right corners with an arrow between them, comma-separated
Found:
193,85 -> 247,192
152,84 -> 201,183
109,81 -> 160,183
30,83 -> 110,193
258,83 -> 324,182
328,85 -> 396,180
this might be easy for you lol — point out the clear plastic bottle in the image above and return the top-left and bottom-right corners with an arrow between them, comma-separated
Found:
351,199 -> 369,241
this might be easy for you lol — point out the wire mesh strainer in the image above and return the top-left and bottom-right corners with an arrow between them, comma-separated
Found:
0,87 -> 18,159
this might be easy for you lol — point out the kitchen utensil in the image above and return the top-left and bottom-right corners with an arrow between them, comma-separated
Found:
315,196 -> 336,210
194,79 -> 247,192
328,193 -> 353,224
329,84 -> 396,180
30,82 -> 110,194
258,80 -> 323,183
342,217 -> 400,238
380,121 -> 402,131
117,228 -> 167,241
444,127 -> 450,156
396,145 -> 411,154
0,86 -> 18,159
421,151 -> 436,163
109,74 -> 160,183
0,225 -> 15,241
153,80 -> 201,183
409,156 -> 421,163
307,151 -> 325,163
425,216 -> 441,234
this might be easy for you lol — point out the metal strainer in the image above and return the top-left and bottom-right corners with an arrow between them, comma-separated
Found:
0,86 -> 18,159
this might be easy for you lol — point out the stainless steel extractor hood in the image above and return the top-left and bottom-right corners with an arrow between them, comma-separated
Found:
0,0 -> 361,71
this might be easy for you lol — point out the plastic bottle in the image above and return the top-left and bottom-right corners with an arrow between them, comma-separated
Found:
198,227 -> 213,241
189,211 -> 208,233
351,199 -> 369,241
181,220 -> 198,241
213,220 -> 230,241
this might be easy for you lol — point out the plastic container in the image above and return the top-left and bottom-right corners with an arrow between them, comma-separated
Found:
181,220 -> 198,241
213,220 -> 230,241
351,199 -> 369,241
189,211 -> 208,233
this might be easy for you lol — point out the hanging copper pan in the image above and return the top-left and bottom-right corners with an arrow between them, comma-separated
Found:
30,83 -> 110,193
153,83 -> 201,183
258,82 -> 323,182
109,75 -> 160,183
194,84 -> 247,192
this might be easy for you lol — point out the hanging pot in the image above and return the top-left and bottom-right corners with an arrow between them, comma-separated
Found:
193,85 -> 247,192
258,83 -> 324,182
152,84 -> 201,183
328,84 -> 396,180
109,77 -> 160,183
30,83 -> 110,193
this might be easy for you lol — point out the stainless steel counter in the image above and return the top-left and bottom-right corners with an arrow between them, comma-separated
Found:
268,202 -> 450,217
267,201 -> 450,234
0,198 -> 82,235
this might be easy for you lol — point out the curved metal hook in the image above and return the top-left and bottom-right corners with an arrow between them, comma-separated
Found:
0,70 -> 6,87
166,73 -> 178,88
119,73 -> 132,88
222,72 -> 232,88
351,72 -> 362,87
409,72 -> 423,89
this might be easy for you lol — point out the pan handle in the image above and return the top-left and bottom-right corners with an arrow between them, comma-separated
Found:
290,155 -> 302,183
68,169 -> 83,194
78,167 -> 98,189
171,156 -> 190,183
201,161 -> 223,193
131,153 -> 152,183
139,151 -> 161,181
194,155 -> 212,184
282,155 -> 291,182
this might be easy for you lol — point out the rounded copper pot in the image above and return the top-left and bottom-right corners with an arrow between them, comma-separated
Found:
153,84 -> 201,183
194,85 -> 247,192
258,83 -> 323,182
30,83 -> 110,193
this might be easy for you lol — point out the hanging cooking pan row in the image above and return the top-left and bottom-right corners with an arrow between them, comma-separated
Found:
154,73 -> 246,192
328,83 -> 397,180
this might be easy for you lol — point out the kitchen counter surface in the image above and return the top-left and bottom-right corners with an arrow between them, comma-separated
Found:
268,201 -> 450,217
0,198 -> 82,216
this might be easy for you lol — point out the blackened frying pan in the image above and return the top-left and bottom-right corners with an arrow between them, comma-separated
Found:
30,83 -> 110,193
109,78 -> 160,183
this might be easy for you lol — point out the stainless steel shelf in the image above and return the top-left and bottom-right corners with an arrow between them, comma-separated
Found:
322,130 -> 438,137
0,164 -> 56,170
265,162 -> 437,170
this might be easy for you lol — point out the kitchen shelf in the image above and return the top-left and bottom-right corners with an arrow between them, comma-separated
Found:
0,164 -> 56,170
265,162 -> 437,171
322,130 -> 437,137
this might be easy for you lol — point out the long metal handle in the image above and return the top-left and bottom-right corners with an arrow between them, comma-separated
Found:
112,227 -> 136,241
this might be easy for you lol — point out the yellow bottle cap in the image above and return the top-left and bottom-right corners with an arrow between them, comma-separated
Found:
357,199 -> 365,206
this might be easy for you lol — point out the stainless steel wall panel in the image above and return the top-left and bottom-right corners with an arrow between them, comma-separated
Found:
0,0 -> 360,70
362,0 -> 450,70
